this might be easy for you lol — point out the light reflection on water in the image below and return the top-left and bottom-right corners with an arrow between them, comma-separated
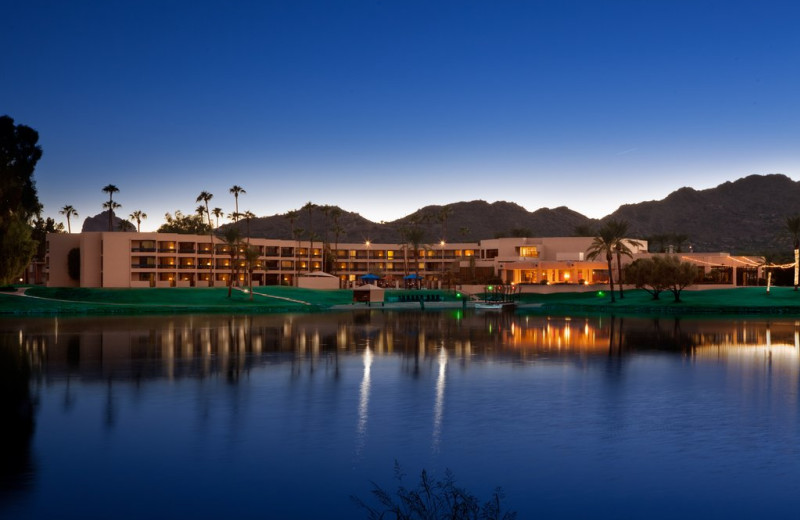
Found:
2,312 -> 800,519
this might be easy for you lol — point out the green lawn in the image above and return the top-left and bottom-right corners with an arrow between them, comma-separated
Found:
2,286 -> 355,316
4,285 -> 800,317
518,286 -> 800,315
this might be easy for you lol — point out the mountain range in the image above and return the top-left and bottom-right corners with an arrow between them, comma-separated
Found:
83,174 -> 800,254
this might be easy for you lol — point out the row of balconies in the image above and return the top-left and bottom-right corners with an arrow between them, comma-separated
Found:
131,243 -> 477,259
131,261 -> 446,273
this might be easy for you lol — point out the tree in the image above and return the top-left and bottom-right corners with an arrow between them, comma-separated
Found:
586,223 -> 618,303
437,205 -> 453,242
353,463 -> 517,520
229,185 -> 246,221
662,255 -> 697,302
0,115 -> 42,221
31,217 -> 63,260
102,185 -> 119,231
241,210 -> 256,244
102,200 -> 122,230
243,246 -> 261,300
196,191 -> 215,280
0,116 -> 42,285
400,217 -> 426,279
786,216 -> 800,290
302,201 -> 317,272
221,227 -> 242,297
0,218 -> 37,285
212,207 -> 224,228
157,210 -> 210,234
605,219 -> 642,299
59,205 -> 78,233
285,210 -> 300,283
625,256 -> 698,302
128,210 -> 147,232
625,257 -> 669,300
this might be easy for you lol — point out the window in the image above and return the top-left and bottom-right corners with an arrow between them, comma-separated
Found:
520,246 -> 539,258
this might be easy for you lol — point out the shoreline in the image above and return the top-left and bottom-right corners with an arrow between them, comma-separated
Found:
3,286 -> 800,318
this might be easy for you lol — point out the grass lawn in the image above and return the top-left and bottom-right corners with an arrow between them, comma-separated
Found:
3,285 -> 800,317
1,286 -> 356,316
518,286 -> 800,315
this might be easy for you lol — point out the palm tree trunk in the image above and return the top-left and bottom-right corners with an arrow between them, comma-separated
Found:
616,251 -> 625,299
795,246 -> 798,290
607,253 -> 616,303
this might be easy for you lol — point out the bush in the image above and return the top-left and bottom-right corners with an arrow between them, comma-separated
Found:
353,462 -> 517,520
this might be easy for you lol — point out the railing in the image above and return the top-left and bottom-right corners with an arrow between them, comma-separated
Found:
131,264 -> 156,269
131,248 -> 156,252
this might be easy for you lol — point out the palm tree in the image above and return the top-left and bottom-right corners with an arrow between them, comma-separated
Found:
586,223 -> 618,303
212,207 -> 224,228
786,216 -> 800,290
605,219 -> 642,299
102,201 -> 121,231
284,210 -> 300,283
401,217 -> 426,281
59,205 -> 78,233
437,206 -> 453,242
242,210 -> 255,244
128,210 -> 147,232
243,246 -> 261,300
302,201 -> 317,272
229,185 -> 246,221
102,184 -> 119,231
331,207 -> 343,274
196,191 -> 215,281
221,227 -> 241,297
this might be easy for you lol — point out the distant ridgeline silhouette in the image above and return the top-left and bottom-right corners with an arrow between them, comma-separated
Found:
81,210 -> 135,232
81,174 -> 800,253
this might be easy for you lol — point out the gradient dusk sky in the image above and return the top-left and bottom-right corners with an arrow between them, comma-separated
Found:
4,0 -> 800,231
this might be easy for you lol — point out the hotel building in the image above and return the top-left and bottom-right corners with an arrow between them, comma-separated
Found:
45,232 -> 761,289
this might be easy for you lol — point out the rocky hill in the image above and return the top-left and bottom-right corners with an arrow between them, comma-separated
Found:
606,174 -> 800,253
82,174 -> 800,253
81,210 -> 135,232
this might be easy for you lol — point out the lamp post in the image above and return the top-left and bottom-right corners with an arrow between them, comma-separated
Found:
440,240 -> 446,289
365,240 -> 371,278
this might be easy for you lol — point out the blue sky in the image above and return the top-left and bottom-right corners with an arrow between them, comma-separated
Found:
5,0 -> 800,231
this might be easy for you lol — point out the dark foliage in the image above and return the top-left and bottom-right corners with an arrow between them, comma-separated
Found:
353,463 -> 517,520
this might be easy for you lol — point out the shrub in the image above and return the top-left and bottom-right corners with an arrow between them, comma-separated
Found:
353,462 -> 517,520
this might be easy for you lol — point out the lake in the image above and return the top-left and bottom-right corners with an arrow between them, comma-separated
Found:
2,310 -> 800,519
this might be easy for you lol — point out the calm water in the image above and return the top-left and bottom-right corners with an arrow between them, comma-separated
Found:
2,311 -> 800,519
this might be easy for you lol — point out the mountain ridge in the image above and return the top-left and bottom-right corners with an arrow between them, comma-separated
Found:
83,174 -> 800,253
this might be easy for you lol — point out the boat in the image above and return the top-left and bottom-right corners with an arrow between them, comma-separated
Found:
474,301 -> 516,311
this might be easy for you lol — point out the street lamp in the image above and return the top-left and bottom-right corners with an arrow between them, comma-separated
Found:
440,240 -> 446,288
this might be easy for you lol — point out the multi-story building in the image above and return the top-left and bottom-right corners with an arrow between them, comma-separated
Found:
45,232 -> 761,289
46,232 -> 643,288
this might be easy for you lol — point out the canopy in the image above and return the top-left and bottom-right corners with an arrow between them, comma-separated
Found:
361,273 -> 380,280
404,273 -> 423,280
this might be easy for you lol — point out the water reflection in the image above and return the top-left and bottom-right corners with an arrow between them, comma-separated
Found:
4,311 -> 800,517
6,312 -> 800,382
0,330 -> 36,501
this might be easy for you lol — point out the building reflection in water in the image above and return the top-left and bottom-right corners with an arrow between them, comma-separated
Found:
432,344 -> 447,452
355,342 -> 372,456
4,311 -> 800,455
